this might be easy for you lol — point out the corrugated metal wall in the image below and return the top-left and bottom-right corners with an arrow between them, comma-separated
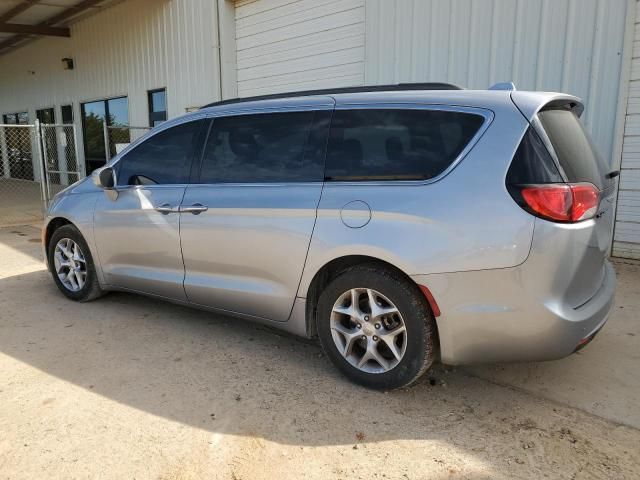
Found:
615,1 -> 640,259
364,0 -> 630,166
234,0 -> 365,97
1,0 -> 638,256
0,0 -> 221,130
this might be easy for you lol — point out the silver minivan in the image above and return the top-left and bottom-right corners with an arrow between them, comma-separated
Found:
44,84 -> 616,389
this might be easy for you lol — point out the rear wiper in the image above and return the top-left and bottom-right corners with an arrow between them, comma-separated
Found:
606,170 -> 620,179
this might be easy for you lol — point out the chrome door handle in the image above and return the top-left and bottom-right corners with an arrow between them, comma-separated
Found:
154,203 -> 179,214
180,203 -> 208,215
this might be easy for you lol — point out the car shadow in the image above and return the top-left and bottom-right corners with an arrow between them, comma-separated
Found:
0,268 -> 634,477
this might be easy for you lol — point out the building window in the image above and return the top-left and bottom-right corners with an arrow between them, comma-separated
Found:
81,96 -> 129,173
36,108 -> 55,124
37,108 -> 59,181
2,112 -> 28,125
61,105 -> 73,124
59,105 -> 78,183
2,111 -> 32,180
148,88 -> 167,127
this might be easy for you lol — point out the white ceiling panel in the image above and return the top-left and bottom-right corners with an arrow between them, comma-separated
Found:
11,4 -> 68,24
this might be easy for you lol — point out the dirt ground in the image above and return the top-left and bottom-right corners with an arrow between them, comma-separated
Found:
1,225 -> 639,480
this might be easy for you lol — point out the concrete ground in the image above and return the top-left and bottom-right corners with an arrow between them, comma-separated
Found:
0,179 -> 67,227
0,179 -> 46,226
0,225 -> 639,479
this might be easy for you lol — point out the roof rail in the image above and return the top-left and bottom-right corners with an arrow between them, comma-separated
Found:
200,83 -> 464,109
489,82 -> 516,91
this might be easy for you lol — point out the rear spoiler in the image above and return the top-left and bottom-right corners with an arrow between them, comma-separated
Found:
511,91 -> 584,121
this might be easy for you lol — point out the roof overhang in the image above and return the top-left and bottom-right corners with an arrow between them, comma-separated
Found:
0,0 -> 125,56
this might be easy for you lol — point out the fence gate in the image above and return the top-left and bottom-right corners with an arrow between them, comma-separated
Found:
40,123 -> 83,208
0,121 -> 83,227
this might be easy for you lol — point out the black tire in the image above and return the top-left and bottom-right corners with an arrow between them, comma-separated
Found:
47,224 -> 104,302
316,264 -> 436,390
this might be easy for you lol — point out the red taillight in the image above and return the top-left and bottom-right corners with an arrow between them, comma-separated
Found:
519,183 -> 599,223
570,184 -> 600,221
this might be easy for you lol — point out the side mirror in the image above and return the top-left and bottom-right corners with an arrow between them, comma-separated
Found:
93,167 -> 116,189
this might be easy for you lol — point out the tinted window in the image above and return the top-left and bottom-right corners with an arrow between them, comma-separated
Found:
506,127 -> 563,185
537,108 -> 609,189
325,109 -> 485,181
199,111 -> 317,183
117,120 -> 204,185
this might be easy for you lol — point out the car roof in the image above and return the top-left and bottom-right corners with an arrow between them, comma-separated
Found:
191,83 -> 582,121
199,83 -> 464,109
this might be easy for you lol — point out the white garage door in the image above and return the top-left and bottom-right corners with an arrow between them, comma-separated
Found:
615,3 -> 640,260
234,0 -> 365,97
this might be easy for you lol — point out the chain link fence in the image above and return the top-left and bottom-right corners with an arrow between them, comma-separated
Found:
0,122 -> 82,227
40,124 -> 83,204
0,124 -> 45,226
105,125 -> 151,160
0,120 -> 152,227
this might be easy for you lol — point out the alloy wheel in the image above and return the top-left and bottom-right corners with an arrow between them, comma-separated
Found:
53,238 -> 87,292
330,288 -> 407,374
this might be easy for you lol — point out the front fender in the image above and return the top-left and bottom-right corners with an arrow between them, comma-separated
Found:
44,191 -> 103,285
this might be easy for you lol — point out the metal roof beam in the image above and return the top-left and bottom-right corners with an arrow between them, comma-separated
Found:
0,0 -> 40,23
0,23 -> 71,37
43,0 -> 106,26
0,0 -> 107,54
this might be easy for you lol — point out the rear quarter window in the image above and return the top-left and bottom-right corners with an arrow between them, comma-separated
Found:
325,109 -> 485,181
537,108 -> 609,190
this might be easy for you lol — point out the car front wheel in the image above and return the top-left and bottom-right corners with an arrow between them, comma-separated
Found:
48,224 -> 104,302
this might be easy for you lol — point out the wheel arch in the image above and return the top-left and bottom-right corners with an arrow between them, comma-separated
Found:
44,217 -> 74,251
43,216 -> 103,288
303,254 -> 437,339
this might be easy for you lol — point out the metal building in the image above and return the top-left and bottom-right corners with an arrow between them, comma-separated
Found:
0,0 -> 638,259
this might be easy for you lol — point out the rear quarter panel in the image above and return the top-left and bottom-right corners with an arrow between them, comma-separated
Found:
298,98 -> 535,297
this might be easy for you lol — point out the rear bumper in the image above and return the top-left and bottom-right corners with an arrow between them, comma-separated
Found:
411,260 -> 616,365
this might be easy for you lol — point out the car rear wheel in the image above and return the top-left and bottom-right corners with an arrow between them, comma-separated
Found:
48,224 -> 104,302
316,264 -> 436,390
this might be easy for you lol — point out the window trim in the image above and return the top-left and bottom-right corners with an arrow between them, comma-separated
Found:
106,103 -> 492,189
323,103 -> 494,186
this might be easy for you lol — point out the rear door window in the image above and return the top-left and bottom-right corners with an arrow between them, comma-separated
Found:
537,108 -> 610,190
199,110 -> 322,183
325,109 -> 485,181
